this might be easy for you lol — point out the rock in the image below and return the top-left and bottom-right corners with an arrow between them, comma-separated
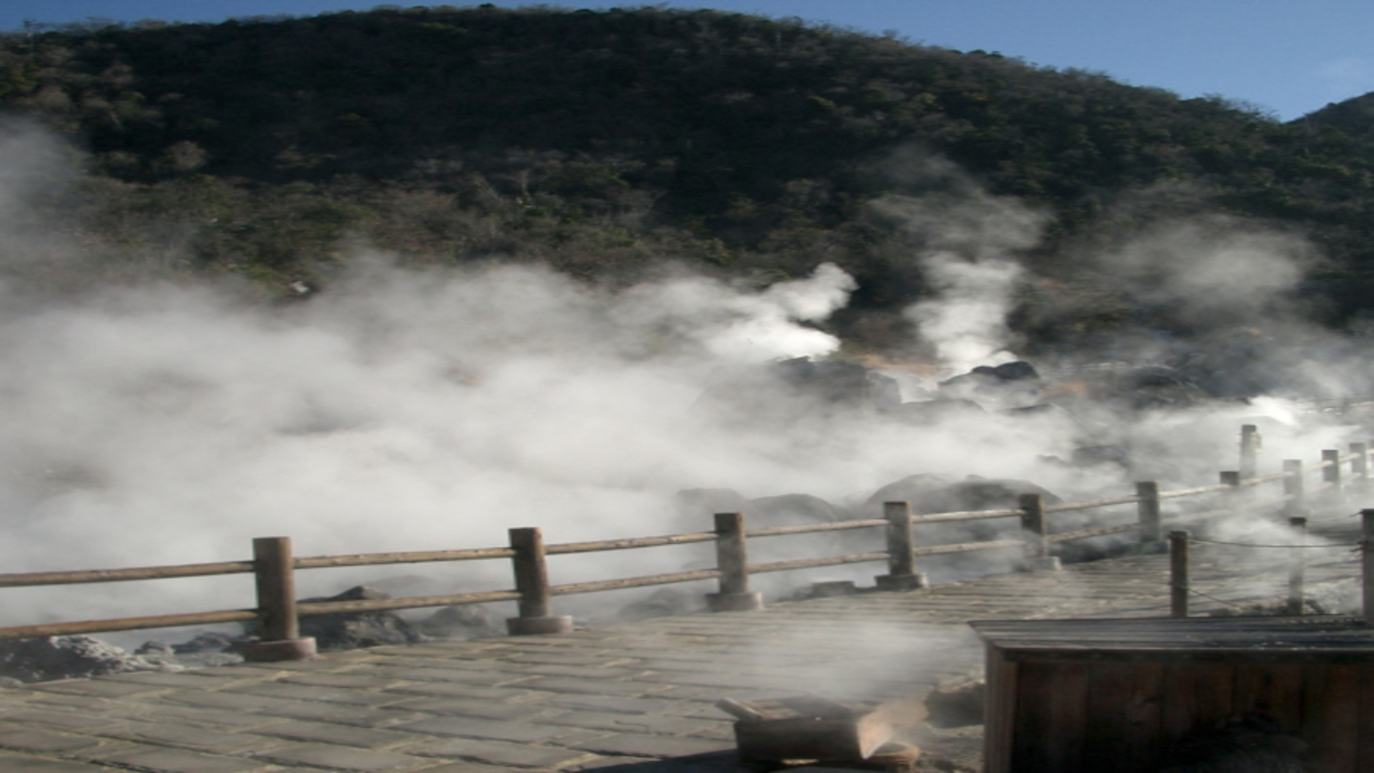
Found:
299,585 -> 424,651
937,361 -> 1043,410
135,641 -> 174,656
0,636 -> 154,683
863,474 -> 1061,515
173,632 -> 235,654
418,604 -> 503,639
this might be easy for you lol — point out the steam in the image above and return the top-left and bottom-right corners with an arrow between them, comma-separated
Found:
0,122 -> 1366,634
867,154 -> 1045,375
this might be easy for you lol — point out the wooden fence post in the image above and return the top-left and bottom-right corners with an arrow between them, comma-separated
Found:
1018,494 -> 1059,572
1283,460 -> 1305,518
1287,517 -> 1307,616
1135,482 -> 1162,544
506,527 -> 573,635
1240,424 -> 1260,480
876,501 -> 927,590
1219,471 -> 1241,515
1322,449 -> 1344,506
1363,510 -> 1374,626
1350,442 -> 1368,489
707,513 -> 763,611
240,537 -> 316,662
1169,530 -> 1189,618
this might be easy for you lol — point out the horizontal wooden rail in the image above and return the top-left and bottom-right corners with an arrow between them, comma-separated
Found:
297,590 -> 522,617
913,538 -> 1024,556
1247,470 -> 1295,485
1158,483 -> 1233,499
545,532 -> 716,555
748,519 -> 886,538
295,547 -> 516,569
1044,495 -> 1139,513
0,609 -> 259,641
913,508 -> 1021,523
0,560 -> 256,588
550,568 -> 722,596
749,552 -> 890,574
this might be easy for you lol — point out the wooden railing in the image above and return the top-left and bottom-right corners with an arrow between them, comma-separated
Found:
0,424 -> 1369,659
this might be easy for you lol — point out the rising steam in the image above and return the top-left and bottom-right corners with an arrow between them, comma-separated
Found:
0,123 -> 1365,631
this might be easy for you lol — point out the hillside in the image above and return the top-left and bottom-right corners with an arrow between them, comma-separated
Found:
3,5 -> 1374,354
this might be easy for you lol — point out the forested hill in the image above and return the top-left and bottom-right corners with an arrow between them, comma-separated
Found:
3,5 -> 1374,351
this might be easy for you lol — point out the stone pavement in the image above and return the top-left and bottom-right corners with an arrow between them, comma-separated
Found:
0,536 -> 1360,773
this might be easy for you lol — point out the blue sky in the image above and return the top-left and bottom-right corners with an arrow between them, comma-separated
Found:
2,1 -> 1371,121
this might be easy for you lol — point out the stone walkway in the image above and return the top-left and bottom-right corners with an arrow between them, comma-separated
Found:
0,530 -> 1361,773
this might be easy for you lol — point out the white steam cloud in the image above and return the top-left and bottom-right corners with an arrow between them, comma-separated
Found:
0,124 -> 1365,634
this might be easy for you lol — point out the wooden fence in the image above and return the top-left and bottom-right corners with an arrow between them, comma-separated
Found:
0,424 -> 1368,659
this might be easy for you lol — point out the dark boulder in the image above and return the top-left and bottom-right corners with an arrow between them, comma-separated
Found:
937,361 -> 1043,410
417,604 -> 503,639
299,585 -> 424,651
0,636 -> 155,683
862,474 -> 1061,516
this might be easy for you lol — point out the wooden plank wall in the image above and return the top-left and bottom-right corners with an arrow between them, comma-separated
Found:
988,654 -> 1374,772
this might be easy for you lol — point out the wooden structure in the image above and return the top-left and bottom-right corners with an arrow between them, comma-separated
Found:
717,696 -> 923,762
972,616 -> 1374,773
0,428 -> 1368,660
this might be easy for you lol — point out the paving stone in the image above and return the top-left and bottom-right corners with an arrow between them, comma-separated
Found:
129,705 -> 288,731
0,750 -> 125,771
22,693 -> 132,712
395,716 -> 585,744
518,677 -> 667,696
410,737 -> 595,768
280,671 -> 410,689
26,679 -> 170,698
0,708 -> 126,732
499,653 -> 622,666
513,665 -> 646,679
365,665 -> 533,686
238,650 -> 380,669
386,698 -> 551,721
256,700 -> 425,728
222,682 -> 410,706
158,690 -> 312,713
81,744 -> 276,773
98,720 -> 277,754
565,754 -> 659,770
368,644 -> 504,658
545,695 -> 677,715
0,726 -> 104,753
567,734 -> 737,759
250,719 -> 419,748
405,763 -> 519,773
102,671 -> 248,689
253,742 -> 430,771
382,682 -> 525,700
543,712 -> 722,736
